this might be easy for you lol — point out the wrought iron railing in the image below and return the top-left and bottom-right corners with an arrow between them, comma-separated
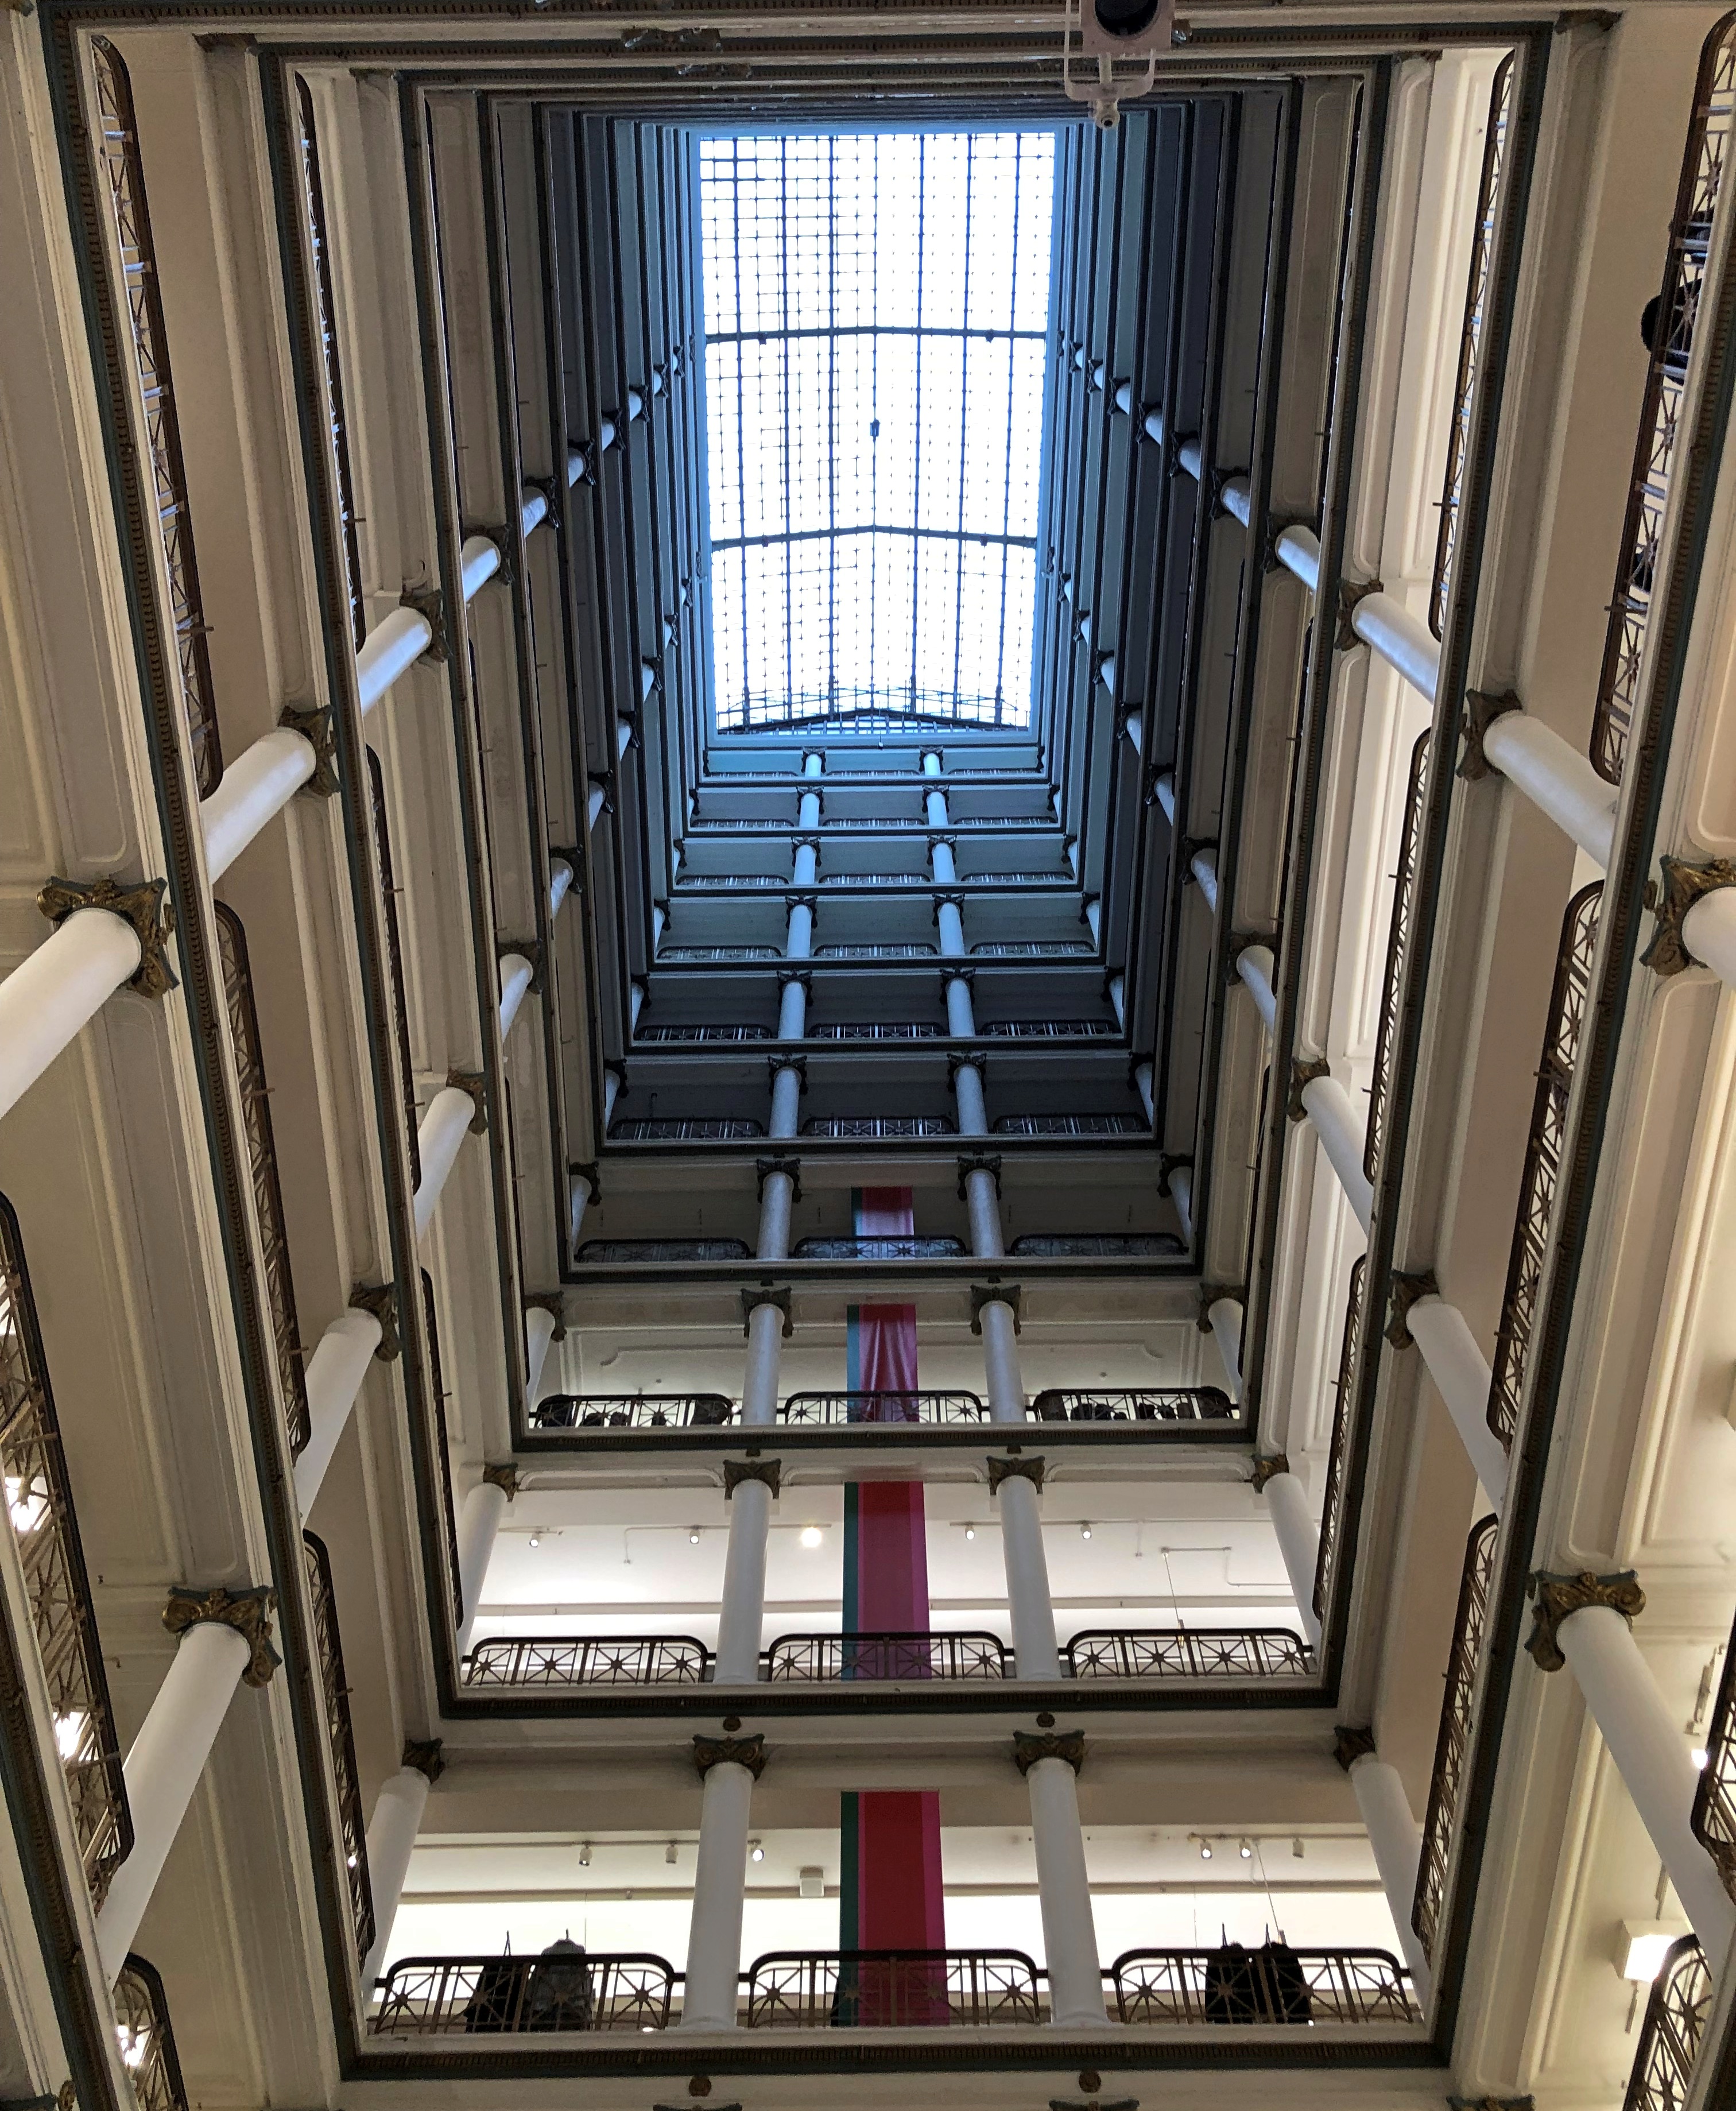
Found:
90,39 -> 223,798
0,1195 -> 133,1910
532,1393 -> 735,1429
465,1634 -> 712,1685
301,1532 -> 374,1967
421,1273 -> 465,1629
613,1118 -> 766,1140
634,1024 -> 774,1043
1364,730 -> 1431,1183
818,944 -> 937,960
1692,1609 -> 1736,1896
1009,1233 -> 1183,1257
764,1632 -> 1008,1681
1312,1253 -> 1366,1626
682,873 -> 786,887
1109,1947 -> 1416,2025
1488,884 -> 1601,1447
1029,1388 -> 1236,1423
1432,55 -> 1514,640
1623,1936 -> 1712,2111
994,1114 -> 1145,1136
576,1239 -> 752,1264
972,942 -> 1094,958
371,1950 -> 676,2032
367,750 -> 421,1187
114,1954 -> 190,2111
214,905 -> 311,1455
661,947 -> 782,962
1065,1628 -> 1310,1679
802,1117 -> 954,1137
745,1950 -> 1041,2028
1413,1513 -> 1499,1962
780,1390 -> 986,1426
791,1236 -> 967,1260
295,80 -> 367,652
982,1019 -> 1118,1037
820,871 -> 928,885
1592,16 -> 1736,782
808,1022 -> 943,1040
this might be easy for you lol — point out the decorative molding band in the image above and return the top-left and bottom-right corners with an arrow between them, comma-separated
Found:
402,1737 -> 445,1785
444,1070 -> 489,1134
1642,855 -> 1736,977
1525,1570 -> 1645,1672
970,1282 -> 1022,1334
692,1733 -> 767,1780
277,702 -> 339,797
1287,1054 -> 1330,1122
348,1280 -> 401,1361
163,1585 -> 279,1688
37,875 -> 176,1000
956,1152 -> 1002,1200
723,1458 -> 782,1501
1332,1724 -> 1377,1772
1385,1269 -> 1440,1350
987,1453 -> 1045,1495
1250,1453 -> 1290,1493
481,1462 -> 520,1501
1456,689 -> 1521,781
523,1292 -> 566,1342
741,1285 -> 793,1338
756,1156 -> 802,1204
1013,1729 -> 1085,1776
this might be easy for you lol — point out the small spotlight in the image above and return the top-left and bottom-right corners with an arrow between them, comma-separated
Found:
1693,1746 -> 1710,1770
1080,1524 -> 1092,1541
689,1528 -> 702,1545
578,1842 -> 592,1866
528,1534 -> 540,1548
1199,1841 -> 1212,1861
1239,1839 -> 1253,1861
750,1840 -> 765,1863
665,1841 -> 679,1865
964,1525 -> 976,1541
799,1525 -> 823,1549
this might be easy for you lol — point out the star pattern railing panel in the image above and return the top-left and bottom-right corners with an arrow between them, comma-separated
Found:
532,1393 -> 736,1429
1109,1947 -> 1417,2025
1364,731 -> 1431,1183
1622,1936 -> 1712,2111
1312,1253 -> 1366,1625
368,750 -> 423,1188
1030,1388 -> 1236,1423
114,1954 -> 190,2111
371,1952 -> 676,2032
301,1532 -> 375,1967
779,1389 -> 985,1425
745,1950 -> 1042,2028
1692,1607 -> 1736,1897
1412,1513 -> 1498,1962
764,1631 -> 1008,1680
1064,1629 -> 1309,1680
464,1635 -> 712,1686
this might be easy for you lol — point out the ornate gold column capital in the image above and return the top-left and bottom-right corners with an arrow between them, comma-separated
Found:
444,1070 -> 489,1134
162,1585 -> 280,1688
402,1737 -> 444,1784
987,1452 -> 1045,1495
348,1280 -> 401,1359
524,1291 -> 567,1342
1526,1570 -> 1645,1672
1643,855 -> 1736,977
1249,1453 -> 1289,1493
1332,1723 -> 1376,1771
1385,1269 -> 1439,1350
481,1462 -> 520,1500
692,1733 -> 766,1780
1013,1729 -> 1085,1776
722,1458 -> 781,1501
970,1281 -> 1021,1334
37,874 -> 176,999
278,702 -> 339,797
1334,574 -> 1384,652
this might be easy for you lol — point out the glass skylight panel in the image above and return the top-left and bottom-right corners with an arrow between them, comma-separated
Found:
700,132 -> 1055,733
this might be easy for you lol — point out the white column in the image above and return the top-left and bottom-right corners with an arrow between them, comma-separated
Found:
980,1302 -> 1023,1421
681,1760 -> 754,2029
1346,1753 -> 1431,2002
1300,1072 -> 1374,1233
356,606 -> 435,715
1152,772 -> 1176,826
0,909 -> 144,1123
936,897 -> 966,958
1219,476 -> 1251,527
455,1479 -> 508,1657
791,838 -> 819,887
785,900 -> 813,959
1683,886 -> 1736,989
549,858 -> 575,920
293,1308 -> 385,1515
741,1302 -> 784,1426
1207,1296 -> 1243,1401
1168,1165 -> 1194,1242
769,1062 -> 802,1140
777,975 -> 808,1040
525,1306 -> 559,1405
926,787 -> 950,828
629,982 -> 646,1033
965,1171 -> 1004,1260
1122,710 -> 1144,756
587,782 -> 609,834
1107,973 -> 1125,1028
1350,592 -> 1440,705
797,788 -> 822,831
1262,1470 -> 1323,1651
1482,713 -> 1619,869
520,487 -> 550,537
1027,1756 -> 1108,2027
96,1620 -> 251,1983
953,1059 -> 988,1137
618,718 -> 635,760
412,1086 -> 478,1241
1404,1298 -> 1507,1509
1133,1060 -> 1154,1126
1237,945 -> 1278,1032
999,1473 -> 1060,1679
715,1479 -> 772,1684
1557,1605 -> 1736,1963
921,749 -> 943,778
359,1763 -> 433,1992
498,952 -> 536,1040
757,1173 -> 794,1261
1188,850 -> 1219,915
1274,525 -> 1321,592
944,972 -> 976,1037
1084,896 -> 1102,946
931,838 -> 959,885
200,727 -> 318,881
460,534 -> 502,602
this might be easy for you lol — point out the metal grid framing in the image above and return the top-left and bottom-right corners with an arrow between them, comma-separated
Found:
700,134 -> 1055,732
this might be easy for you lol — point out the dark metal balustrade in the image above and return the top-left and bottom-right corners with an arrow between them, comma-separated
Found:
90,39 -> 223,797
1110,1947 -> 1417,2025
302,1532 -> 374,1967
808,1022 -> 943,1040
1312,1254 -> 1366,1625
1364,731 -> 1431,1183
972,942 -> 1094,958
803,1117 -> 954,1137
765,1632 -> 1008,1681
780,1389 -> 986,1426
1623,1936 -> 1712,2111
1029,1388 -> 1235,1423
745,1950 -> 1041,2028
533,1393 -> 735,1428
466,1635 -> 711,1686
372,1950 -> 676,2033
296,81 -> 367,652
114,1954 -> 190,2111
634,1023 -> 773,1043
660,946 -> 782,962
792,1236 -> 967,1260
817,944 -> 937,959
612,1118 -> 766,1140
368,751 -> 422,1187
994,1114 -> 1144,1136
1413,1513 -> 1498,1962
421,1273 -> 465,1629
1692,1605 -> 1736,1896
215,905 -> 311,1455
1489,884 -> 1601,1447
982,1019 -> 1118,1037
1010,1234 -> 1182,1257
0,1196 -> 133,1910
577,1239 -> 752,1264
1065,1629 -> 1309,1680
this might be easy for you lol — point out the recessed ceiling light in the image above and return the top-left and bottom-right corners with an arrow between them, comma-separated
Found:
800,1525 -> 823,1548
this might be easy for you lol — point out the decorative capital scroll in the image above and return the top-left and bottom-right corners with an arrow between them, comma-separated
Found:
399,581 -> 448,663
1385,1269 -> 1439,1350
1195,1282 -> 1242,1333
37,875 -> 176,1000
925,833 -> 955,861
1525,1570 -> 1645,1672
462,524 -> 514,587
1457,689 -> 1522,781
775,967 -> 812,996
1262,513 -> 1315,574
947,1050 -> 986,1086
164,1585 -> 279,1688
1643,855 -> 1736,977
498,940 -> 545,995
929,891 -> 966,923
1013,1729 -> 1085,1776
1249,1452 -> 1290,1493
348,1280 -> 401,1361
525,474 -> 560,526
524,1291 -> 566,1342
723,1458 -> 781,1501
1288,1054 -> 1330,1122
402,1737 -> 445,1784
548,846 -> 581,889
741,1285 -> 793,1338
957,1152 -> 1002,1200
1332,1723 -> 1377,1771
692,1733 -> 766,1780
278,702 -> 339,797
757,1156 -> 802,1204
444,1070 -> 489,1134
569,1160 -> 602,1206
1179,835 -> 1218,884
941,965 -> 976,994
971,1282 -> 1022,1335
783,890 -> 818,920
1222,929 -> 1274,985
1334,574 -> 1385,653
482,1462 -> 520,1500
1157,1152 -> 1192,1200
768,1053 -> 808,1095
987,1453 -> 1045,1494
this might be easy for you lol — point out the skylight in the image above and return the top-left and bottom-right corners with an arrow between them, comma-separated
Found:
699,132 -> 1056,734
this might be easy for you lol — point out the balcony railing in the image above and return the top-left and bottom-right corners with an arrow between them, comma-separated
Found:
982,1019 -> 1118,1037
1065,1628 -> 1309,1680
532,1393 -> 735,1428
115,1955 -> 189,2111
994,1114 -> 1145,1136
1312,1254 -> 1366,1627
791,1236 -> 967,1260
1593,16 -> 1736,782
215,905 -> 311,1457
765,1632 -> 1008,1681
1109,1947 -> 1417,2025
465,1635 -> 711,1685
1009,1234 -> 1182,1258
745,1950 -> 1041,2028
295,81 -> 366,652
802,1116 -> 954,1137
576,1239 -> 752,1264
1413,1513 -> 1498,1963
634,1024 -> 774,1043
613,1118 -> 766,1140
302,1532 -> 374,1967
421,1273 -> 465,1630
372,1950 -> 676,2033
367,750 -> 422,1188
1030,1388 -> 1235,1422
0,1195 -> 133,1910
1623,1936 -> 1712,2111
1488,884 -> 1601,1448
781,1389 -> 986,1425
808,1022 -> 943,1040
1364,731 -> 1431,1184
1691,1604 -> 1736,1896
